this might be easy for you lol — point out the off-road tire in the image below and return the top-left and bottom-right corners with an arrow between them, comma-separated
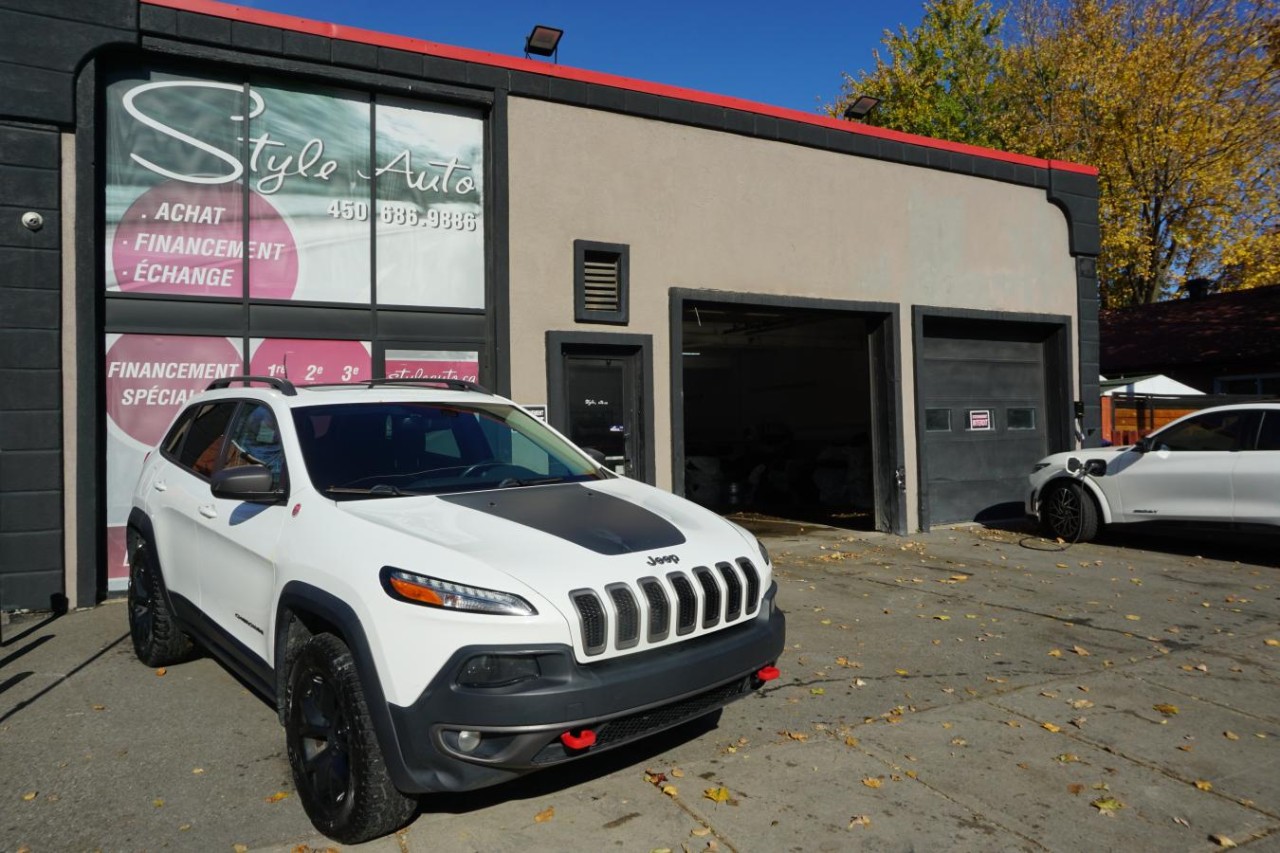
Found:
128,539 -> 194,666
285,633 -> 417,843
1041,480 -> 1100,543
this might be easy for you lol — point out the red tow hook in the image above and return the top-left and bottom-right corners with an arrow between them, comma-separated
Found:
755,665 -> 781,685
560,729 -> 597,751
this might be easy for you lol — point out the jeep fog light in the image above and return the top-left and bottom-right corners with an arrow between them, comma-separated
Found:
381,567 -> 537,616
457,730 -> 482,753
458,654 -> 540,688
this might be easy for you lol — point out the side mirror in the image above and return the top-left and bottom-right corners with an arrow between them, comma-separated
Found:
582,447 -> 607,466
211,465 -> 283,503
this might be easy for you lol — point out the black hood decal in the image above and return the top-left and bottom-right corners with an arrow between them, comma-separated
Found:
440,483 -> 686,555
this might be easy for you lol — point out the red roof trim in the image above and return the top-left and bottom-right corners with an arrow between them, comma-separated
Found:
142,0 -> 1098,176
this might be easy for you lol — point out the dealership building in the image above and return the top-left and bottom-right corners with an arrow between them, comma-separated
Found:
1,0 -> 1100,612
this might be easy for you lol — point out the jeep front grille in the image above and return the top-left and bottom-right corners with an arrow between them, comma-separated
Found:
570,558 -> 761,657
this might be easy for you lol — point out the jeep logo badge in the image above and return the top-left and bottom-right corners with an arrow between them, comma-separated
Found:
646,554 -> 680,566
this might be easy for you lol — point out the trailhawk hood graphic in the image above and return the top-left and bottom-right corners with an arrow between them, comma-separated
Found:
438,483 -> 685,554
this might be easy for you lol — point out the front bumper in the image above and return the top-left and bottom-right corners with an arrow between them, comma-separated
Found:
384,585 -> 786,793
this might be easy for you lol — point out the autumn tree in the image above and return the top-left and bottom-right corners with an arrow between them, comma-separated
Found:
827,0 -> 1011,149
1001,0 -> 1280,305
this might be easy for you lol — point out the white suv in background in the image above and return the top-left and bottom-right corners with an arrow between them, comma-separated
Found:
1028,403 -> 1280,542
127,376 -> 785,843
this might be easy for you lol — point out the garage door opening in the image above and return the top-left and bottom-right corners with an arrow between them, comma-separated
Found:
675,297 -> 900,532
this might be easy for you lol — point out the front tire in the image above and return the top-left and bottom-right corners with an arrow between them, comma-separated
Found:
128,538 -> 193,667
285,633 -> 416,844
1041,480 -> 1100,543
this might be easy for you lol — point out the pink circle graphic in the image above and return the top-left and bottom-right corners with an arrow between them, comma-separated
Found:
112,181 -> 298,300
250,339 -> 371,385
105,334 -> 243,446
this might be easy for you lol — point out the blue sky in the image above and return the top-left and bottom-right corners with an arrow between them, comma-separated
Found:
239,1 -> 929,114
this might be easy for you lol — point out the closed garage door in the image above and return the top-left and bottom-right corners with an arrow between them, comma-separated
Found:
918,318 -> 1062,526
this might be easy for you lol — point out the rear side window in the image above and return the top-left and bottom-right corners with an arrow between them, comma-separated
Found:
175,402 -> 239,476
1253,411 -> 1280,451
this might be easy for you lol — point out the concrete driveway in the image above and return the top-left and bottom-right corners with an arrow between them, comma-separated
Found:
3,522 -> 1278,852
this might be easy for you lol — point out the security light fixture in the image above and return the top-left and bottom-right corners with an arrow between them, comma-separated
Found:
842,95 -> 881,120
525,25 -> 563,60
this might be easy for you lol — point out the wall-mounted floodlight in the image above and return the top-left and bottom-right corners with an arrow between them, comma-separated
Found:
525,25 -> 563,60
842,95 -> 881,120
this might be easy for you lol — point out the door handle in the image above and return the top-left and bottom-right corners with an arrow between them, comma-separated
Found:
153,481 -> 167,492
198,505 -> 218,519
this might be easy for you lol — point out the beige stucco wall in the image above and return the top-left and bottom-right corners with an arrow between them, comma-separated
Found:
507,97 -> 1077,530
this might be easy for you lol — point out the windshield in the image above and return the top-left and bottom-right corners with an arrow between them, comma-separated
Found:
293,401 -> 604,499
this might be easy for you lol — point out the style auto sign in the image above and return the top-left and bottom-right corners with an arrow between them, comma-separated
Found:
107,76 -> 484,302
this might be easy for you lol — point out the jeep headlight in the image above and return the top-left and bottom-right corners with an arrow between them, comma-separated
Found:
381,567 -> 537,616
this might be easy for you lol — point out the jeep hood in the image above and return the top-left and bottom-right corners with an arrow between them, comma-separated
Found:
335,478 -> 757,590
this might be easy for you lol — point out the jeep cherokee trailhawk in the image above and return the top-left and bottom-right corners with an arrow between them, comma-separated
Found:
127,376 -> 785,842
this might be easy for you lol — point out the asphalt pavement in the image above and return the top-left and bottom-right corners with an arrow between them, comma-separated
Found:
2,520 -> 1279,852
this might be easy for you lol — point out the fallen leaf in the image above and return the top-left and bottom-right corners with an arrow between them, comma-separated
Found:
22,791 -> 38,801
848,815 -> 872,828
534,806 -> 555,823
233,846 -> 248,853
1178,745 -> 1194,752
1224,731 -> 1239,741
1048,648 -> 1064,658
691,827 -> 712,837
905,770 -> 918,779
704,786 -> 732,803
264,791 -> 289,803
1056,563 -> 1069,568
1055,753 -> 1080,763
1071,646 -> 1091,656
1068,783 -> 1085,795
820,619 -> 832,625
1125,614 -> 1141,621
661,784 -> 678,798
1072,699 -> 1094,710
1195,780 -> 1213,791
844,736 -> 859,747
155,668 -> 167,676
92,704 -> 106,711
1042,722 -> 1062,733
781,730 -> 808,742
933,615 -> 951,621
671,767 -> 685,778
1091,796 -> 1123,816
192,767 -> 205,775
1153,704 -> 1179,716
1265,639 -> 1279,647
950,737 -> 968,746
810,687 -> 826,696
895,669 -> 910,676
1005,720 -> 1022,728
1210,834 -> 1238,848
153,798 -> 165,808
644,770 -> 667,785
861,777 -> 883,789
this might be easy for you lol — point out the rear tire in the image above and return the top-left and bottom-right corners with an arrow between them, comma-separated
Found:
1041,480 -> 1100,543
285,633 -> 417,844
127,539 -> 193,667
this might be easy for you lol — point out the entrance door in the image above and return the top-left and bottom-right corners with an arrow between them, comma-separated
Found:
562,352 -> 643,478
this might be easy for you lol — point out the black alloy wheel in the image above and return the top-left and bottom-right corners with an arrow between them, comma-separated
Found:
285,634 -> 416,843
1042,480 -> 1099,543
127,539 -> 192,666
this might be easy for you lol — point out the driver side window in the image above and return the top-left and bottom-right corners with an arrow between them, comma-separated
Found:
1153,410 -> 1255,452
224,403 -> 286,489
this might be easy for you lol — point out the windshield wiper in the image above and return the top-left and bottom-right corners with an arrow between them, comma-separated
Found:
324,484 -> 416,498
495,476 -> 569,489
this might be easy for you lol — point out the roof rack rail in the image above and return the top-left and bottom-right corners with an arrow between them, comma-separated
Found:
365,377 -> 491,394
205,375 -> 298,396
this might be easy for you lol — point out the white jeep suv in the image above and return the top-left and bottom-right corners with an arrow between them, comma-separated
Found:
1027,402 -> 1280,542
127,376 -> 785,843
